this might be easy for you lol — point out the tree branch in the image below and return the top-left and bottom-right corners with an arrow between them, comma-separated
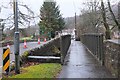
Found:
107,0 -> 120,30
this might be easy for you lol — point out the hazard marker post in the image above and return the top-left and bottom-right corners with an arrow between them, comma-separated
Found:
3,48 -> 10,75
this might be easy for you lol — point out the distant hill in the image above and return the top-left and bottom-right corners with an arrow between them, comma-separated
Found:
64,15 -> 80,29
64,2 -> 120,29
112,3 -> 119,16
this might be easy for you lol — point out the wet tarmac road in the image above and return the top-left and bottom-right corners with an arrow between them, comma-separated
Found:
0,42 -> 46,66
0,41 -> 47,77
58,40 -> 114,78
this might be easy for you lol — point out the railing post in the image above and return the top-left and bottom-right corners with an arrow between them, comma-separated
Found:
100,34 -> 104,65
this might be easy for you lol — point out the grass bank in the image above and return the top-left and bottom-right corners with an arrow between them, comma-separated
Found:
20,36 -> 33,41
9,63 -> 62,78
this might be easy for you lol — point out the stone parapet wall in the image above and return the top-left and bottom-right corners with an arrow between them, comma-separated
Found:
60,35 -> 71,64
29,37 -> 60,56
27,35 -> 71,64
104,40 -> 120,77
80,33 -> 120,78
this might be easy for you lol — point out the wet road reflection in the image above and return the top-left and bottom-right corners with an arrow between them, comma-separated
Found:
58,40 -> 114,78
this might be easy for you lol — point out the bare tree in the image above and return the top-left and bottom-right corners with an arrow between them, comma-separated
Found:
107,0 -> 120,30
78,0 -> 101,35
1,1 -> 36,31
78,0 -> 119,39
0,1 -> 38,38
101,0 -> 111,39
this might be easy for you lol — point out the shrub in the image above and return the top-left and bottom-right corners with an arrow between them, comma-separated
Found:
21,51 -> 29,63
51,45 -> 60,55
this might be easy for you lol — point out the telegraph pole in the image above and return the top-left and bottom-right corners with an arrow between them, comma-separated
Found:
118,2 -> 120,30
74,12 -> 77,40
13,0 -> 20,74
75,12 -> 77,29
118,2 -> 120,78
118,2 -> 120,24
0,19 -> 3,41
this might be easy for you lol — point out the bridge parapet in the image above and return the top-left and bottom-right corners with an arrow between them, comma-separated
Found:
104,40 -> 120,77
27,35 -> 71,64
81,33 -> 104,64
81,33 -> 120,77
29,37 -> 60,56
60,35 -> 71,64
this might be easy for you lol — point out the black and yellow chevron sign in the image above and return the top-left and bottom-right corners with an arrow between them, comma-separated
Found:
3,48 -> 10,72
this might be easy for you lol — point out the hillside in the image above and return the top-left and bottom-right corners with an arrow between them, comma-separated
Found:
64,15 -> 80,29
64,2 -> 119,29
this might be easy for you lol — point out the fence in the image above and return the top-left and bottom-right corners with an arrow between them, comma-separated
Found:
81,33 -> 104,65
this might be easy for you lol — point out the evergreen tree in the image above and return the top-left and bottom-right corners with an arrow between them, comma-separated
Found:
39,0 -> 65,38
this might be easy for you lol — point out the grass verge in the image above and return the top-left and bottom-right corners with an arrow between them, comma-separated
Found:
9,63 -> 61,78
20,36 -> 33,41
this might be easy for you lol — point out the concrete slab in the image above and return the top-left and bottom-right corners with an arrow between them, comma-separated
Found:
28,56 -> 60,59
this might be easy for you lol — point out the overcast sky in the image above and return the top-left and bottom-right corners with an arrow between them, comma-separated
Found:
0,0 -> 119,27
0,0 -> 119,18
0,0 -> 85,18
16,0 -> 120,17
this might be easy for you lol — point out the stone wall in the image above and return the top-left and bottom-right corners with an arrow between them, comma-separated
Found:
81,33 -> 120,78
60,35 -> 71,64
104,40 -> 120,77
29,37 -> 60,56
28,35 -> 71,62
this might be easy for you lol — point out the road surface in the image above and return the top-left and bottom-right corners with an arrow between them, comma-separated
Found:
58,40 -> 113,78
0,41 -> 46,76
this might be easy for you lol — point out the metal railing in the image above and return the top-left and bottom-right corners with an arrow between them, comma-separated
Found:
81,33 -> 104,65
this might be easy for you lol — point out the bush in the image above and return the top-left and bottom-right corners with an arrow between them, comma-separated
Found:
51,45 -> 60,55
21,51 -> 29,63
10,51 -> 29,71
